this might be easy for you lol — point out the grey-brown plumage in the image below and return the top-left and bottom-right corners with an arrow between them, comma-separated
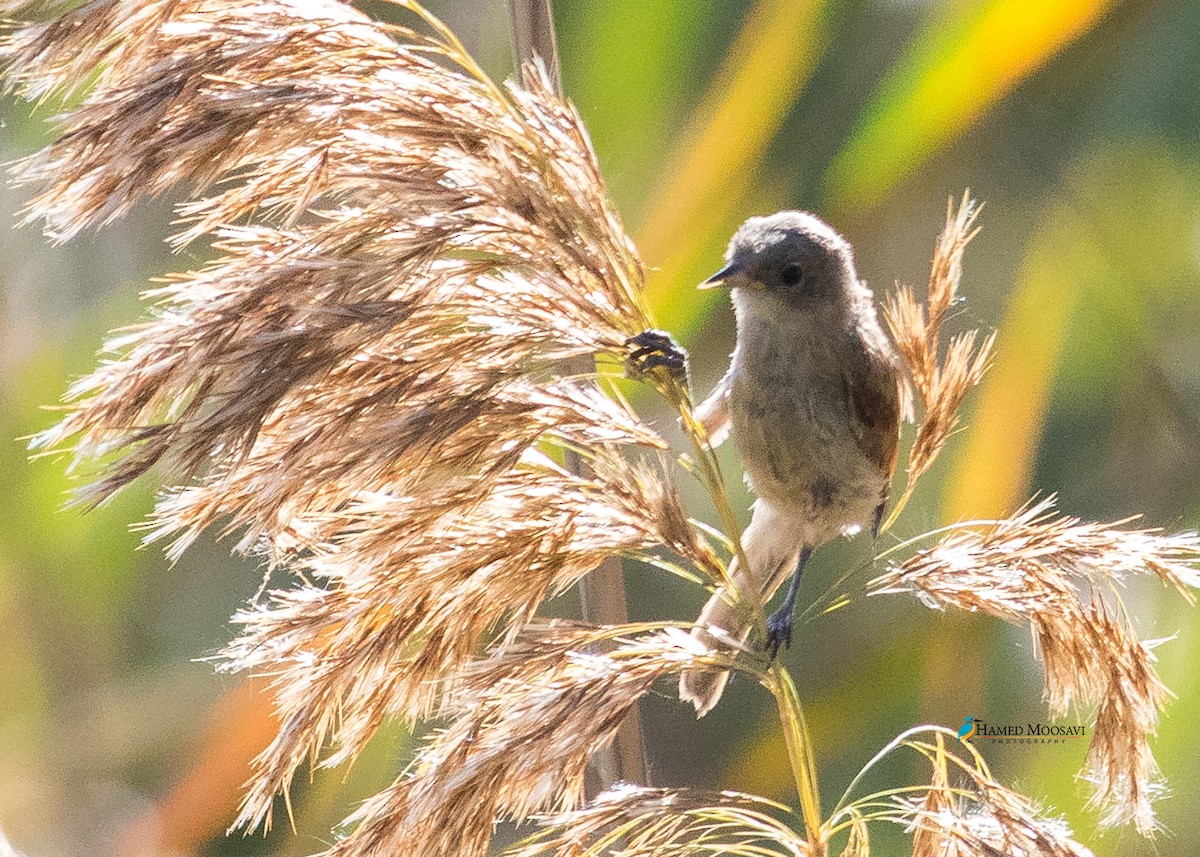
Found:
679,211 -> 902,716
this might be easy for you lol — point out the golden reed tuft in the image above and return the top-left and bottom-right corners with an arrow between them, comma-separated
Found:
4,0 -> 710,843
900,734 -> 1097,857
324,623 -> 737,857
872,499 -> 1200,833
3,0 -> 1198,854
881,194 -> 994,527
514,785 -> 812,857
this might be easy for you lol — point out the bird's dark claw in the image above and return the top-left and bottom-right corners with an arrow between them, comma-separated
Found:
764,606 -> 794,660
625,329 -> 688,385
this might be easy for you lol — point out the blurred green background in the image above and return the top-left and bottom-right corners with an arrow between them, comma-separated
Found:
2,0 -> 1199,854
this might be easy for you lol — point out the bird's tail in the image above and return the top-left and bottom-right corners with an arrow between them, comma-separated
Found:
678,502 -> 803,717
677,561 -> 757,717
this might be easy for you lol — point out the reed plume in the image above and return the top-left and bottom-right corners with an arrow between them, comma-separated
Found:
881,194 -> 995,527
512,784 -> 811,857
897,733 -> 1096,857
4,0 -> 708,839
871,499 -> 1200,832
5,0 -> 1200,855
321,622 -> 741,857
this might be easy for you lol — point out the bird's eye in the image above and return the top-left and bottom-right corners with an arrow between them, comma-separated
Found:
779,264 -> 803,286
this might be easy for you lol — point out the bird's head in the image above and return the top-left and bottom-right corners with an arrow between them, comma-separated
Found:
701,211 -> 860,311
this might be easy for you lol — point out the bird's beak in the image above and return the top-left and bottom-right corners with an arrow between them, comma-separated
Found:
698,262 -> 750,290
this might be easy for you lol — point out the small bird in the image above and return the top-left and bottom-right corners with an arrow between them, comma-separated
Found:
957,716 -> 977,743
677,211 -> 902,717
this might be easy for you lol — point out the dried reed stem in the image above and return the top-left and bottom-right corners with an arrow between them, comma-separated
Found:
505,0 -> 648,789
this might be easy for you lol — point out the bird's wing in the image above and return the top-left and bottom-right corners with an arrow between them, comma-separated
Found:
694,368 -> 733,447
843,345 -> 902,479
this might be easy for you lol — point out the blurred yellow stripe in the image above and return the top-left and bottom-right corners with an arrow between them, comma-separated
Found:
638,0 -> 829,330
942,204 -> 1094,520
825,0 -> 1118,214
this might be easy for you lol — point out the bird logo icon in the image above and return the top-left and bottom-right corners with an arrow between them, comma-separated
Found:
957,716 -> 977,743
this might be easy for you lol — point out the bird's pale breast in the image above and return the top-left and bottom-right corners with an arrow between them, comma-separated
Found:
729,304 -> 891,539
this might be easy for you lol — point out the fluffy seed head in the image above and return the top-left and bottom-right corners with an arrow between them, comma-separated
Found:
872,499 -> 1200,832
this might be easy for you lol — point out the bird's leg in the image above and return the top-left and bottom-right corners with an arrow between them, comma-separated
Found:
765,546 -> 813,658
625,329 -> 688,385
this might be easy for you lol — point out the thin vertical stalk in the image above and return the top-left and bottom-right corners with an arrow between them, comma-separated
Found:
506,0 -> 562,92
771,665 -> 825,856
506,0 -> 647,789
